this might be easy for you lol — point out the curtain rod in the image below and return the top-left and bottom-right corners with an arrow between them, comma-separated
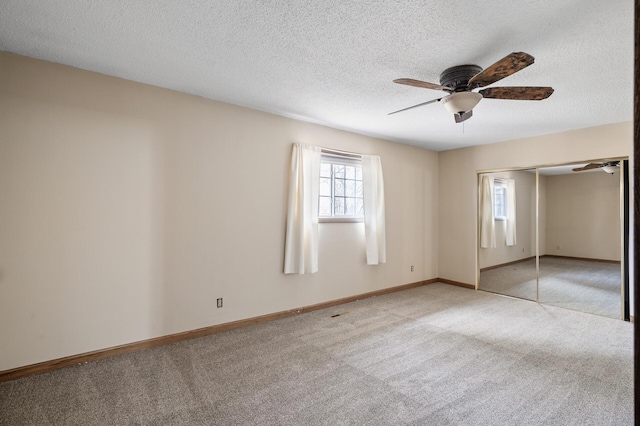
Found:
320,148 -> 362,159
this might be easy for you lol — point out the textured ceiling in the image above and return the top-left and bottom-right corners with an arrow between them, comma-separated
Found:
0,0 -> 634,151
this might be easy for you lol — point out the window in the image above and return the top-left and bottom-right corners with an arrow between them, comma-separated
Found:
494,181 -> 507,220
319,155 -> 364,221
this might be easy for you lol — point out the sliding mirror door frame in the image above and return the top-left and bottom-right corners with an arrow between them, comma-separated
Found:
477,158 -> 630,320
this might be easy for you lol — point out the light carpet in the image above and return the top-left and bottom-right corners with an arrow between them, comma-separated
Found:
480,257 -> 622,319
0,283 -> 633,425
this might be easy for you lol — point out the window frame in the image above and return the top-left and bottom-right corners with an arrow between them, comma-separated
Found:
318,154 -> 364,223
494,179 -> 507,221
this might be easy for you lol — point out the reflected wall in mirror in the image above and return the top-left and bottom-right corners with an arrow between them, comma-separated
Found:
478,169 -> 537,301
538,164 -> 622,319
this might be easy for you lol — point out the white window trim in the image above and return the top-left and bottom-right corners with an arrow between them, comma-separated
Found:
319,153 -> 364,223
319,216 -> 364,223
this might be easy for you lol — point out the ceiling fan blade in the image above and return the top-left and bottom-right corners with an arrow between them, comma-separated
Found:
572,163 -> 603,172
454,110 -> 473,123
479,86 -> 554,100
393,78 -> 452,92
468,52 -> 535,87
388,98 -> 442,115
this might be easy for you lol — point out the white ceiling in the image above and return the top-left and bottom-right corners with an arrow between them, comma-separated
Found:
0,1 -> 634,152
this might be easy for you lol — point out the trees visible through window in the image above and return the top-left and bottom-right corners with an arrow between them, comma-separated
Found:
319,157 -> 364,219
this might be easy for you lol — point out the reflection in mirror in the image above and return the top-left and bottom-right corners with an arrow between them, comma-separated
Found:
478,169 -> 537,301
538,164 -> 622,319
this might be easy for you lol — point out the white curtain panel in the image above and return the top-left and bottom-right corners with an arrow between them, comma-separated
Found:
505,179 -> 517,246
284,143 -> 321,274
362,155 -> 386,265
479,175 -> 496,248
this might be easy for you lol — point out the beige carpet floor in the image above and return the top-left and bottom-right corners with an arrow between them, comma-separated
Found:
480,257 -> 622,319
0,283 -> 633,425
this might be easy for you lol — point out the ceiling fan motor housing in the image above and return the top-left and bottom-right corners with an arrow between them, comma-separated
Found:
439,65 -> 483,91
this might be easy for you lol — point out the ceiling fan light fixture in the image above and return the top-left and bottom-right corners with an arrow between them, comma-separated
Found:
602,165 -> 619,174
441,92 -> 483,115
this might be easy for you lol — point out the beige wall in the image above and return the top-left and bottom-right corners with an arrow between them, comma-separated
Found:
479,168 -> 622,268
544,171 -> 621,261
438,122 -> 632,287
0,53 -> 439,371
1,51 -> 633,372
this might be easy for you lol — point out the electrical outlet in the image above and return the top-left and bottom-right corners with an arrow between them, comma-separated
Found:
217,298 -> 223,308
411,265 -> 414,272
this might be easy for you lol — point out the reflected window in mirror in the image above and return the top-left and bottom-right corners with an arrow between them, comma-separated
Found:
494,180 -> 507,221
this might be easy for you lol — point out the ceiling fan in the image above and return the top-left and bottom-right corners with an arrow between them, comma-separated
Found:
390,52 -> 554,123
572,161 -> 620,173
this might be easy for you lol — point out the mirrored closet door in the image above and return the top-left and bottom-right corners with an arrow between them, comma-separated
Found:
477,160 -> 628,320
478,169 -> 537,302
537,164 -> 623,319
